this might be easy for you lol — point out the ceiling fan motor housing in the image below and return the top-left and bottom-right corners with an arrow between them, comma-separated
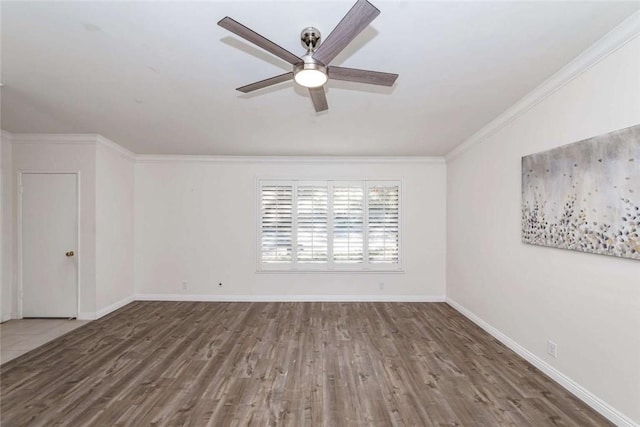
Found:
301,27 -> 321,52
295,55 -> 327,73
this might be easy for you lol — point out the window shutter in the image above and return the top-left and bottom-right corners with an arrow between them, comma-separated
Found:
259,179 -> 400,270
333,184 -> 364,263
367,184 -> 399,263
260,183 -> 293,263
296,183 -> 328,263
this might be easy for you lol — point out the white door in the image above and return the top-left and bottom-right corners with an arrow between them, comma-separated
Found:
21,173 -> 78,318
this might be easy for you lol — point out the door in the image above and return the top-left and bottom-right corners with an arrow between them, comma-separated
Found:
21,173 -> 78,318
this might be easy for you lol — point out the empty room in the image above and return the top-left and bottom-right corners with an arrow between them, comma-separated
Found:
1,0 -> 639,425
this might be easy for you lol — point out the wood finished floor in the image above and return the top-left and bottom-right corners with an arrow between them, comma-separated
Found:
1,302 -> 611,426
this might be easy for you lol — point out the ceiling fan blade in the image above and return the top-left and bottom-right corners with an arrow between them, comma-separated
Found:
309,87 -> 328,112
312,0 -> 380,66
329,66 -> 397,87
236,72 -> 294,93
218,17 -> 303,65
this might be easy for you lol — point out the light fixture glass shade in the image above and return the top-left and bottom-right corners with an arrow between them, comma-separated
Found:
294,69 -> 328,88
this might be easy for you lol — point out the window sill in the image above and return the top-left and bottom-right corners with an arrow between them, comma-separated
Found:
256,269 -> 405,274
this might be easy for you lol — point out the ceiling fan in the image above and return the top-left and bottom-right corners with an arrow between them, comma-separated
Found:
218,0 -> 398,112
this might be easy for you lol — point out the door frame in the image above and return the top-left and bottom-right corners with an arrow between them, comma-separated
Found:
17,171 -> 81,319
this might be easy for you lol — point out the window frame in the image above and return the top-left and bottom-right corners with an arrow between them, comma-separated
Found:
256,178 -> 403,273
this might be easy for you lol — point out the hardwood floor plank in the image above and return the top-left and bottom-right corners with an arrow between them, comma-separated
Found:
1,302 -> 612,426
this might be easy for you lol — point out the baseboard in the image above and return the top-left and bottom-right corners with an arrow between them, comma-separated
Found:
77,312 -> 96,320
1,312 -> 12,323
446,298 -> 638,427
72,294 -> 444,318
95,295 -> 136,319
135,294 -> 446,303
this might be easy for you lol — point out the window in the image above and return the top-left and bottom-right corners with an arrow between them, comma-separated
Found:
259,182 -> 293,263
368,185 -> 400,264
296,183 -> 328,263
258,180 -> 401,271
333,183 -> 364,264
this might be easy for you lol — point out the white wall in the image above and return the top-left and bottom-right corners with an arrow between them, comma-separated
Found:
11,137 -> 97,317
1,131 -> 13,322
446,34 -> 640,425
95,142 -> 135,314
134,159 -> 447,299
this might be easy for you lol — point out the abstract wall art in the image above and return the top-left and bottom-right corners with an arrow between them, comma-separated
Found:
522,124 -> 640,260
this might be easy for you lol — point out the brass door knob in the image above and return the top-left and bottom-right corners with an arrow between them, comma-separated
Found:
66,251 -> 75,257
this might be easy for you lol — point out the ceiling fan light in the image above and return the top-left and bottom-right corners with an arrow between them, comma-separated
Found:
294,69 -> 328,88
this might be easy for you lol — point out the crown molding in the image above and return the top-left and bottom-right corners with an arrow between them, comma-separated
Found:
95,135 -> 136,160
445,11 -> 640,162
9,133 -> 135,161
7,132 -> 444,163
8,132 -> 444,163
10,133 -> 99,144
135,154 -> 446,164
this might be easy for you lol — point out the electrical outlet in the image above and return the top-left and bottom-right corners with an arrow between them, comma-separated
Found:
181,280 -> 188,290
379,282 -> 384,290
547,340 -> 557,358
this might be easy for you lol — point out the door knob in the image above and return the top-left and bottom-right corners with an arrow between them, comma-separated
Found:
66,251 -> 75,257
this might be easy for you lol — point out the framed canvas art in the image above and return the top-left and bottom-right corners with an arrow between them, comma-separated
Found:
522,124 -> 639,260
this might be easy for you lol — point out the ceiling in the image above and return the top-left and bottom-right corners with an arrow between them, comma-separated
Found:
1,1 -> 638,156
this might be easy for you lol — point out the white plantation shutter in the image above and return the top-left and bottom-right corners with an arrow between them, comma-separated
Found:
258,179 -> 400,270
296,183 -> 328,263
367,183 -> 400,263
260,182 -> 293,264
333,183 -> 364,263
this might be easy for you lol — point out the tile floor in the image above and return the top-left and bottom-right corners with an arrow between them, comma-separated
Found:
0,319 -> 90,364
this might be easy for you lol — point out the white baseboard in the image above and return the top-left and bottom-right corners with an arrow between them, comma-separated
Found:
446,298 -> 638,427
135,293 -> 446,303
95,295 -> 136,319
76,294 -> 443,319
78,312 -> 96,320
77,295 -> 136,320
1,312 -> 12,323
